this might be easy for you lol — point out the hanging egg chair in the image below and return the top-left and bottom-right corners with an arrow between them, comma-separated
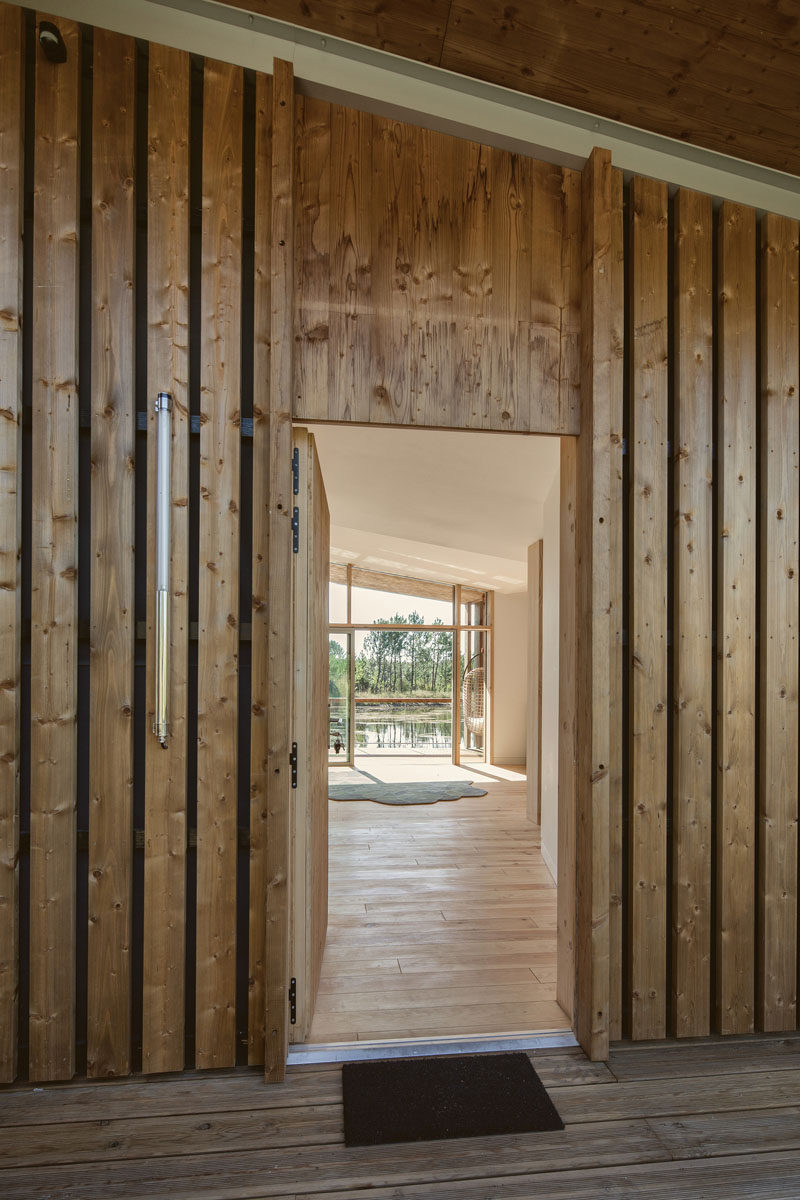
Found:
462,654 -> 486,736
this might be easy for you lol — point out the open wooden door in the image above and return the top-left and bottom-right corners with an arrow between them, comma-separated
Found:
290,428 -> 330,1041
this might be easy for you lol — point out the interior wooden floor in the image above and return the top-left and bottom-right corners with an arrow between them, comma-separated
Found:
307,760 -> 568,1044
3,1036 -> 800,1198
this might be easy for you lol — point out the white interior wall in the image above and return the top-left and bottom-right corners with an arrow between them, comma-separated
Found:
539,463 -> 561,882
491,592 -> 528,765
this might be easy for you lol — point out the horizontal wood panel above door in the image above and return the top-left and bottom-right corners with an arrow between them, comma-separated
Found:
293,100 -> 581,435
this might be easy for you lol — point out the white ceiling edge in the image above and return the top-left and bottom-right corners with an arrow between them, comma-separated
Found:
18,0 -> 800,218
330,525 -> 534,594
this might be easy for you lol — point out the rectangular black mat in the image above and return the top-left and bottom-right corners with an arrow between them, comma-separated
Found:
342,1052 -> 564,1147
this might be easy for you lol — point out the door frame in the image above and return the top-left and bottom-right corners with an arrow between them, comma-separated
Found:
266,57 -> 616,1078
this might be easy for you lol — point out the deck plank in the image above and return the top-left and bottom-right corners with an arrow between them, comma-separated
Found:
2,1036 -> 800,1198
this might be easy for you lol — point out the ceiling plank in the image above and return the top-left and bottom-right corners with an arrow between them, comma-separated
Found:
216,0 -> 451,63
212,0 -> 800,175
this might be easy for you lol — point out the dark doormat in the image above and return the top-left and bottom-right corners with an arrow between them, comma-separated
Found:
342,1052 -> 564,1146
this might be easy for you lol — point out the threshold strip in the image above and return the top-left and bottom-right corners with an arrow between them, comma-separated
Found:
288,1029 -> 579,1066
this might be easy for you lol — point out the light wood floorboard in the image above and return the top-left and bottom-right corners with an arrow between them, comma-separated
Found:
308,761 -> 568,1043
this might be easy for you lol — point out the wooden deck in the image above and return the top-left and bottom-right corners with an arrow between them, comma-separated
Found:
309,761 -> 568,1043
2,1036 -> 800,1197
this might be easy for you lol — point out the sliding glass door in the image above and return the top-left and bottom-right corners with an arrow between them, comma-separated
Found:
328,632 -> 353,765
328,566 -> 491,766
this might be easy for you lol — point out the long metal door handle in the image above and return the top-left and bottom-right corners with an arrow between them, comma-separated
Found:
153,390 -> 172,747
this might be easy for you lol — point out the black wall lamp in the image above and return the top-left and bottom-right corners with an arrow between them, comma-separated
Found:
38,20 -> 67,63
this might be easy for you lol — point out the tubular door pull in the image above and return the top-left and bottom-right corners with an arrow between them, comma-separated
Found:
153,391 -> 172,747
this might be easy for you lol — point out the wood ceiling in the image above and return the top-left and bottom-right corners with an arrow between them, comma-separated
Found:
218,0 -> 800,176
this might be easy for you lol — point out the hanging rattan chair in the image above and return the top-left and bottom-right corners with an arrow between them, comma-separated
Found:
462,654 -> 485,736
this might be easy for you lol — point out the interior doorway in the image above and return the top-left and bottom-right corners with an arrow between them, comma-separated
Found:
289,423 -> 572,1056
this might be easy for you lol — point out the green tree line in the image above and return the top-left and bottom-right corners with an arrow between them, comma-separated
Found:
329,614 -> 454,699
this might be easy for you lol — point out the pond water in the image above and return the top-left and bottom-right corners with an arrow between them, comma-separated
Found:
328,701 -> 453,757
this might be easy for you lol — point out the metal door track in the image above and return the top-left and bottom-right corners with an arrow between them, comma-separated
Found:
287,1028 -> 578,1066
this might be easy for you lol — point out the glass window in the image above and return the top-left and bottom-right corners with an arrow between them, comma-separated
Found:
460,589 -> 488,626
329,580 -> 347,624
329,633 -> 351,764
350,585 -> 453,626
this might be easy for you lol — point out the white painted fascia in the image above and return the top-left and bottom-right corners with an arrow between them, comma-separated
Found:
14,0 -> 800,217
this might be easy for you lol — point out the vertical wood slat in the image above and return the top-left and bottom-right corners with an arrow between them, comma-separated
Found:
672,188 -> 713,1039
28,13 -> 81,1083
265,57 -> 295,1084
627,175 -> 669,1041
248,69 -> 272,1067
142,43 -> 190,1075
559,168 -> 582,441
486,142 -> 526,431
0,2 -> 24,1084
195,59 -> 243,1070
758,211 -> 799,1032
716,200 -> 757,1036
607,167 -> 624,1043
87,28 -> 136,1079
557,437 -> 577,1022
329,103 -> 371,425
529,161 -> 563,434
556,174 -> 583,1026
292,95 -> 329,424
369,114 -> 415,427
574,147 -> 622,1060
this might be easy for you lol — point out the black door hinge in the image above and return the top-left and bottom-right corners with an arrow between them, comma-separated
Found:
291,506 -> 299,553
290,741 -> 298,788
292,446 -> 299,495
289,977 -> 297,1025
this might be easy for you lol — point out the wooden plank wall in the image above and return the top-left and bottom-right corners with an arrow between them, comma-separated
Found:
758,213 -> 799,1033
627,176 -> 669,1041
4,1 -> 800,1085
615,177 -> 800,1047
28,11 -> 81,1083
293,100 -> 581,436
0,3 -> 24,1084
195,57 -> 242,1072
86,27 -> 136,1079
142,42 -> 190,1077
0,9 -> 279,1084
672,188 -> 714,1039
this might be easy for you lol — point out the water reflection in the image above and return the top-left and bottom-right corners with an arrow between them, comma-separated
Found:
329,701 -> 453,757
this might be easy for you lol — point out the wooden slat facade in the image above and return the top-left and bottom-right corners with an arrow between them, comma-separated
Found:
573,146 -> 622,1060
758,211 -> 799,1032
672,188 -> 714,1039
2,2 -> 800,1086
195,59 -> 243,1071
247,69 -> 272,1068
86,27 -> 136,1079
265,57 -> 296,1083
28,12 -> 81,1083
0,2 -> 23,1085
716,202 -> 757,1037
627,176 -> 669,1041
293,104 -> 582,436
142,42 -> 191,1077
